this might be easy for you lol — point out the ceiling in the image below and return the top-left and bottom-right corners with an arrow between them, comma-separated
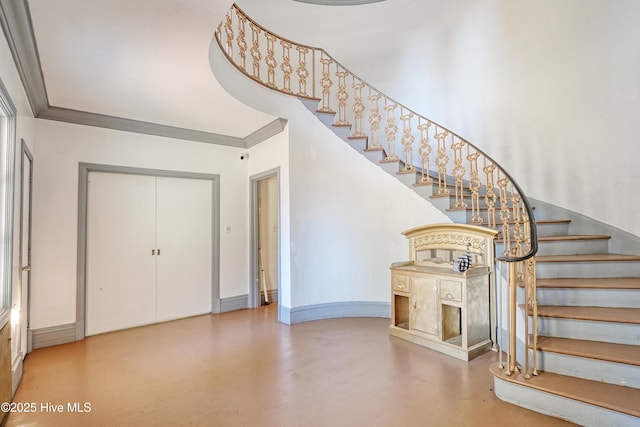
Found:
0,0 -> 280,147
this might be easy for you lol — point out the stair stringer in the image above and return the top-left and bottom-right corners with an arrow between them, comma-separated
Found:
297,98 -> 494,225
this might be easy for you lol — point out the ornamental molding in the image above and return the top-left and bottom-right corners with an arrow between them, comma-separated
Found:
413,234 -> 486,252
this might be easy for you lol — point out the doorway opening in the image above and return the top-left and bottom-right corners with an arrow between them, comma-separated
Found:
250,169 -> 280,316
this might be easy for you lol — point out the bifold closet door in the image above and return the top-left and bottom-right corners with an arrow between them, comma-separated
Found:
155,177 -> 212,322
86,172 -> 157,336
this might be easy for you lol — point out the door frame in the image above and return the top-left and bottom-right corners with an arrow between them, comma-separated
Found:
249,168 -> 280,313
76,163 -> 221,340
19,140 -> 33,354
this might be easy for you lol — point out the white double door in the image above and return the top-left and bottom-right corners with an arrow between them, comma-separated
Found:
86,172 -> 213,336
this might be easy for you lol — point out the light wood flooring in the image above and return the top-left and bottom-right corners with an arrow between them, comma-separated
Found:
6,305 -> 576,427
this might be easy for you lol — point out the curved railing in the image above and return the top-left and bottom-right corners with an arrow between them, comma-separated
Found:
214,3 -> 539,377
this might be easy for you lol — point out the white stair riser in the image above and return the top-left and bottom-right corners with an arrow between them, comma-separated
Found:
536,288 -> 640,308
346,137 -> 367,151
535,239 -> 610,256
444,209 -> 468,224
536,350 -> 640,388
427,196 -> 453,211
315,111 -> 336,128
362,150 -> 383,163
537,317 -> 639,346
298,97 -> 321,112
537,261 -> 640,279
411,184 -> 436,200
329,125 -> 351,141
494,376 -> 640,427
395,172 -> 419,188
536,222 -> 570,237
378,161 -> 400,175
498,239 -> 609,257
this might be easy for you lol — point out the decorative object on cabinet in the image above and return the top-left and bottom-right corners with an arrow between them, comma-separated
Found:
389,223 -> 498,361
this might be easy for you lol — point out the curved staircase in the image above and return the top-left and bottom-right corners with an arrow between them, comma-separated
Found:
212,4 -> 640,425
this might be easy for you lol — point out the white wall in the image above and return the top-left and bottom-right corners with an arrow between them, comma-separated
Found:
287,115 -> 451,307
238,0 -> 640,238
30,120 -> 250,329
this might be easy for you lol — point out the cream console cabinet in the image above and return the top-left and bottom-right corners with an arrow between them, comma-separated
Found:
389,224 -> 498,361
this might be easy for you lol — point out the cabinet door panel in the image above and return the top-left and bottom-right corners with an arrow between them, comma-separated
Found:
155,177 -> 212,321
86,172 -> 157,336
411,276 -> 438,336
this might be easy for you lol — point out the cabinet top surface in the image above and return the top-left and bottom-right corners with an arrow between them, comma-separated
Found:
390,261 -> 490,277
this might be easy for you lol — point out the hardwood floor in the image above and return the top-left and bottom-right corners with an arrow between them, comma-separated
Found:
6,305 -> 575,427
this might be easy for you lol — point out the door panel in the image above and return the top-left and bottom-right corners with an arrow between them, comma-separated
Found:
155,177 -> 212,321
86,172 -> 157,335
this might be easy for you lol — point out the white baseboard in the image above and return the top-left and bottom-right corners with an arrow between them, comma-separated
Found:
280,301 -> 390,325
31,323 -> 77,350
220,294 -> 249,313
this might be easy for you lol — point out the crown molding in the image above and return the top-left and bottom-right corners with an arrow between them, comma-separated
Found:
245,118 -> 288,148
39,106 -> 248,147
0,0 -> 283,148
0,0 -> 48,115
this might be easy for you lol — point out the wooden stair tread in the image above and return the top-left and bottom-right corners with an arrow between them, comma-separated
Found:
536,219 -> 571,224
535,336 -> 640,366
537,253 -> 640,262
490,363 -> 640,418
536,277 -> 640,289
537,234 -> 611,242
533,305 -> 640,324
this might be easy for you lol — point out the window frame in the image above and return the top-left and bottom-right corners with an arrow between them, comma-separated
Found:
0,77 -> 17,328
